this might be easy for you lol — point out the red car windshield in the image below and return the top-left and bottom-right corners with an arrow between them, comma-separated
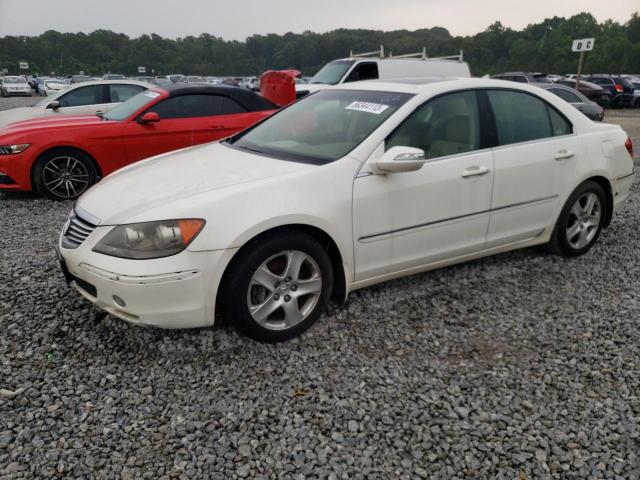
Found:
104,90 -> 163,121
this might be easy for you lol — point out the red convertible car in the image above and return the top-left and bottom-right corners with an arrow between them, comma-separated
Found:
0,85 -> 277,199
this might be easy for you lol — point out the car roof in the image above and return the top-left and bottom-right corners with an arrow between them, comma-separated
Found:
164,84 -> 277,111
326,77 -> 544,94
68,79 -> 154,88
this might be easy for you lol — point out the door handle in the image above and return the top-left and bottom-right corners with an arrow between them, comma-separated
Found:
461,166 -> 490,178
555,149 -> 574,160
209,125 -> 225,131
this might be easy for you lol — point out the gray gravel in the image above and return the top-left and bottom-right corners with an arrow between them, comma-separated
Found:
1,100 -> 640,479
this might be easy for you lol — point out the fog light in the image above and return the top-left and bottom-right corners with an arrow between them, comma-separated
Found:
112,295 -> 126,308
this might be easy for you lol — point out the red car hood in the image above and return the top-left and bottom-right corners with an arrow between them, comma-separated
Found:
1,115 -> 107,134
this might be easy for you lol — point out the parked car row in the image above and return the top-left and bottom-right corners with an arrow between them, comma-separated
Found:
0,58 -> 635,341
491,72 -> 639,108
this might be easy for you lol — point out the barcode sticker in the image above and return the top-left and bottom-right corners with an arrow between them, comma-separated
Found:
346,101 -> 389,115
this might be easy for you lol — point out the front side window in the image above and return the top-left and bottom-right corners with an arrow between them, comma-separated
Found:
310,60 -> 355,85
109,84 -> 145,103
387,91 -> 481,159
147,94 -> 247,119
549,88 -> 582,104
230,89 -> 412,164
57,85 -> 104,107
487,90 -> 571,146
345,62 -> 379,83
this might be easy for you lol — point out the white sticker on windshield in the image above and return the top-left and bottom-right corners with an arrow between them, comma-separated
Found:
145,91 -> 160,98
346,101 -> 389,115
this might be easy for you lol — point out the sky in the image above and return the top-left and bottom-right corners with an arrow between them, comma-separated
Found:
0,0 -> 638,40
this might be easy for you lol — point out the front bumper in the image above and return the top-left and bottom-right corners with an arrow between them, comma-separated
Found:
0,151 -> 34,191
57,228 -> 238,329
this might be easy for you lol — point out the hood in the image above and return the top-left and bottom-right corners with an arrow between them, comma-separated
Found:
0,107 -> 42,129
77,142 -> 316,224
0,115 -> 104,135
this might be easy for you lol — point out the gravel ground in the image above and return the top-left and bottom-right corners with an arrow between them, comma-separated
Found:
1,98 -> 640,479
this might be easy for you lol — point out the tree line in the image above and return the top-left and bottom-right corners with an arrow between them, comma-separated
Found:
0,12 -> 638,77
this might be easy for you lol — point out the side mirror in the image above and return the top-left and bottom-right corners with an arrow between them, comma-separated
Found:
48,100 -> 60,110
138,112 -> 160,124
375,146 -> 426,174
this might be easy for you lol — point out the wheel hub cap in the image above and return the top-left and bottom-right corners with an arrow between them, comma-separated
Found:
566,192 -> 601,249
246,250 -> 323,331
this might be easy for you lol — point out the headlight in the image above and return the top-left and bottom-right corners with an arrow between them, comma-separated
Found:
0,144 -> 30,155
93,219 -> 205,259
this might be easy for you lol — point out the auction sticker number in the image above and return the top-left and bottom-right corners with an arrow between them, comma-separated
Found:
145,91 -> 161,98
346,101 -> 389,115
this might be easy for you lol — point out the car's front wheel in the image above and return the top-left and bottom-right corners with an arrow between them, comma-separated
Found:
33,148 -> 98,200
547,180 -> 606,257
222,232 -> 333,342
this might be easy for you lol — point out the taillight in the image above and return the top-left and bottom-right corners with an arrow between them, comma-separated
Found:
626,137 -> 634,158
615,84 -> 624,93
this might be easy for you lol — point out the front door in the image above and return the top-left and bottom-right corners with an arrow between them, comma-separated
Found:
45,84 -> 108,117
353,90 -> 494,281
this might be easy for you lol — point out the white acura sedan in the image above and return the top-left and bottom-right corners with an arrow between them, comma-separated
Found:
57,78 -> 634,342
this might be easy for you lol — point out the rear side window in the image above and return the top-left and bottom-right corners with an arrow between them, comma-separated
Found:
57,85 -> 104,107
148,94 -> 247,119
387,91 -> 480,159
549,88 -> 582,104
487,90 -> 571,146
109,84 -> 145,103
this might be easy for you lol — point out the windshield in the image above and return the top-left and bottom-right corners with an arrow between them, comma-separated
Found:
3,77 -> 27,84
310,60 -> 355,85
104,90 -> 160,121
230,89 -> 412,164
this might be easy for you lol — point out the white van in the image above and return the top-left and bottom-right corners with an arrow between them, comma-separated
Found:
296,48 -> 471,97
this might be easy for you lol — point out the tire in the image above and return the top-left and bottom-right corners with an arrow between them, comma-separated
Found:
547,180 -> 606,257
222,231 -> 334,342
33,148 -> 98,200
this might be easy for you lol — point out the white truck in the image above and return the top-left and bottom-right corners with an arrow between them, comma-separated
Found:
295,46 -> 471,98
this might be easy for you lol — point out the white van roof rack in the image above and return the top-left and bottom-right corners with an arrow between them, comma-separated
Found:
349,46 -> 385,59
349,46 -> 464,62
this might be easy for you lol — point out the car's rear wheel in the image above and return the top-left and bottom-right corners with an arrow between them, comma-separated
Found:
547,180 -> 606,257
33,148 -> 98,200
222,232 -> 333,342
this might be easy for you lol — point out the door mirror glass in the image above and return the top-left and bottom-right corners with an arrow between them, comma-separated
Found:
48,100 -> 60,110
375,146 -> 425,173
138,111 -> 160,124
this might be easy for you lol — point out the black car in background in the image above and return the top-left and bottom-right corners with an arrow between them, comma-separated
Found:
585,76 -> 635,107
535,83 -> 604,121
553,79 -> 612,107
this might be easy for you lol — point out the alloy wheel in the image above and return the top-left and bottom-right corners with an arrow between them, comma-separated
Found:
246,250 -> 323,331
566,192 -> 601,249
42,156 -> 90,199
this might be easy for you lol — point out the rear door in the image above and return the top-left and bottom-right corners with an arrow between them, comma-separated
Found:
44,84 -> 108,117
485,89 -> 576,247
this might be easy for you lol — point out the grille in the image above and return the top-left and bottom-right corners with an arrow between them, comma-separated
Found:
63,212 -> 97,248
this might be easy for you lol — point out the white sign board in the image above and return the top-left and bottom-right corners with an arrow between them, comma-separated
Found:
572,38 -> 595,52
79,70 -> 85,75
2,68 -> 8,74
19,61 -> 29,70
138,66 -> 146,73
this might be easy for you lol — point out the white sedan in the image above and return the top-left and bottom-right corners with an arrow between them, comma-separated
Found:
57,78 -> 635,342
0,80 -> 151,128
